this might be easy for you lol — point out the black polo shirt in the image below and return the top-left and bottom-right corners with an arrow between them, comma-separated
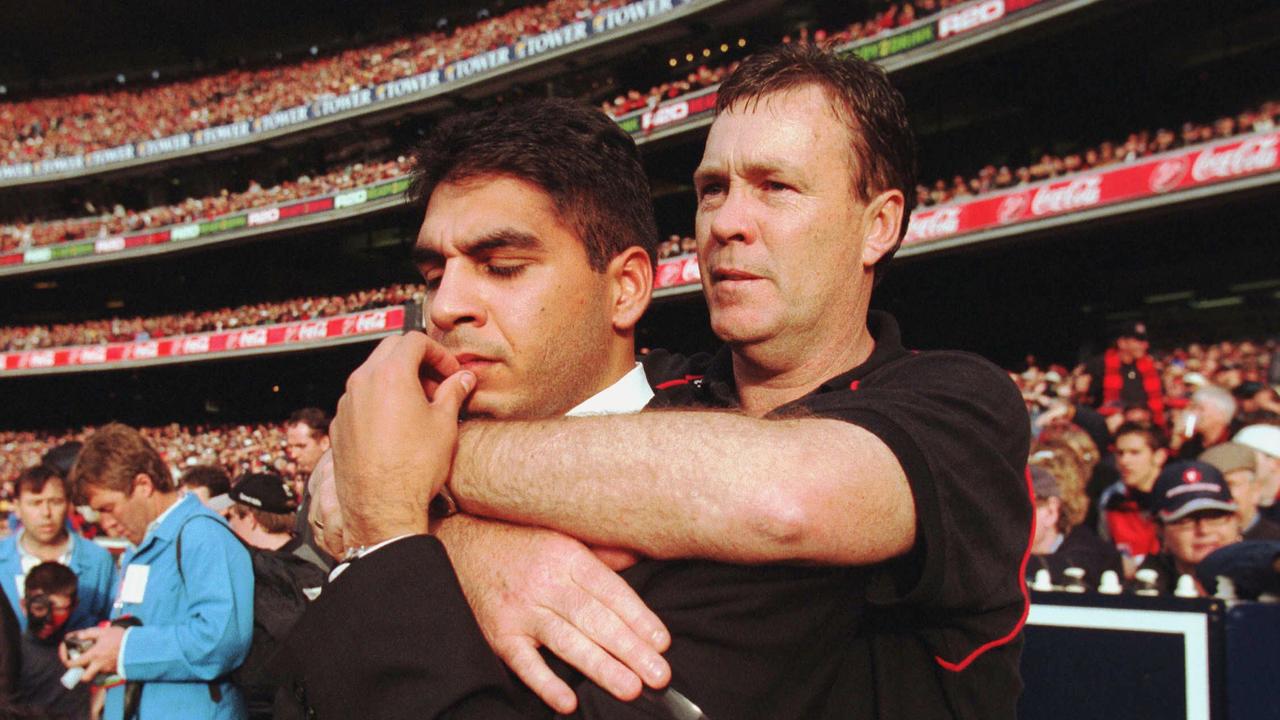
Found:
642,310 -> 1034,720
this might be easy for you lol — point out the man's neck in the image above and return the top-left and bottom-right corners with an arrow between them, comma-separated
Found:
733,320 -> 874,417
20,530 -> 70,563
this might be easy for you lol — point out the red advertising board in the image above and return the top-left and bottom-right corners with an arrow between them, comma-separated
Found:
654,254 -> 701,289
1,306 -> 405,374
905,131 -> 1279,247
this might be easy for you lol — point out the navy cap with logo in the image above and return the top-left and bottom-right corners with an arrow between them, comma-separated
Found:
229,472 -> 298,514
1151,460 -> 1237,523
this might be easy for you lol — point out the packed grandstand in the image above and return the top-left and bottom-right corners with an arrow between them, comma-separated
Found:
1,0 -> 1278,716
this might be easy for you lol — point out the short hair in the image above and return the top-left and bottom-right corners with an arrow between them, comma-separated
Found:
408,97 -> 660,271
16,464 -> 70,500
287,407 -> 331,438
715,43 -> 918,285
1193,385 -> 1238,419
69,423 -> 175,500
228,504 -> 296,536
24,562 -> 77,599
179,465 -> 231,497
1114,422 -> 1166,451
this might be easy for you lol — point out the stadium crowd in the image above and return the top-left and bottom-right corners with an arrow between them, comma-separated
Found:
0,284 -> 423,352
0,156 -> 410,253
0,0 -> 628,165
915,97 -> 1280,208
9,85 -> 1275,256
599,0 -> 963,116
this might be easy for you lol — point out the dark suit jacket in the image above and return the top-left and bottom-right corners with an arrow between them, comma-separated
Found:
279,534 -> 873,720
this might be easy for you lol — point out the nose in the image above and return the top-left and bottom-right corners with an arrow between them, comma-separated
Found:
701,183 -> 755,248
428,262 -> 487,333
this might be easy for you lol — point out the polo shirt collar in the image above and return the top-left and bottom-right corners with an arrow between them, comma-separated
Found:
699,310 -> 910,406
139,492 -> 196,547
566,362 -> 654,416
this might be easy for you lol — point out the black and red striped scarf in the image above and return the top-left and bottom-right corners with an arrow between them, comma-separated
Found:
1102,348 -> 1166,427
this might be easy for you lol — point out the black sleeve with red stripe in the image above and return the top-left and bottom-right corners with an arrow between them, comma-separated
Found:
793,351 -> 1033,676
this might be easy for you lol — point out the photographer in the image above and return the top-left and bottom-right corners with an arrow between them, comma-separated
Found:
63,424 -> 253,720
14,562 -> 89,720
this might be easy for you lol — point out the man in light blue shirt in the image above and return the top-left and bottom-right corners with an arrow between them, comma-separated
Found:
62,424 -> 253,720
0,464 -> 116,633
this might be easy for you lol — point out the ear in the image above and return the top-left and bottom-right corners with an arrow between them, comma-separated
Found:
319,435 -> 331,452
1153,448 -> 1168,467
132,473 -> 156,498
606,246 -> 653,334
859,188 -> 906,270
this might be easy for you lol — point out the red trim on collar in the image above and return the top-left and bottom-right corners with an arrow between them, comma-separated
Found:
934,465 -> 1035,672
655,374 -> 704,390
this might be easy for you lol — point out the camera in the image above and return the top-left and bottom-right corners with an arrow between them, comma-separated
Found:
63,635 -> 94,659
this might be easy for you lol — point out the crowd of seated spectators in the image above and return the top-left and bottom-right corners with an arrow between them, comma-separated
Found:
0,332 -> 1277,598
0,422 -> 294,508
0,284 -> 424,352
599,0 -> 961,117
1017,333 -> 1280,598
657,234 -> 696,259
0,0 -> 624,165
915,99 -> 1280,208
0,155 -> 410,253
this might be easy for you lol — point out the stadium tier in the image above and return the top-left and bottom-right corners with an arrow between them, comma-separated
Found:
0,0 -> 754,187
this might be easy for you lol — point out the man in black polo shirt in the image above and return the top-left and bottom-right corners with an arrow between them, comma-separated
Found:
315,44 -> 1031,720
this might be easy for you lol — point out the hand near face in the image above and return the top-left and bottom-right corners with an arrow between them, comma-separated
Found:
331,332 -> 474,548
307,450 -> 345,558
59,626 -> 125,683
436,515 -> 670,714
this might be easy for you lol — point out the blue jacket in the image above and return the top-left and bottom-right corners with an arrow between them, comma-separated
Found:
0,529 -> 118,632
107,493 -> 254,720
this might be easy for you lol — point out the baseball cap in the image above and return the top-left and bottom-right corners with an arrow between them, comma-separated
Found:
1150,460 -> 1237,523
1234,424 -> 1280,459
230,473 -> 298,514
1029,465 -> 1060,500
1199,443 -> 1256,476
1115,320 -> 1149,341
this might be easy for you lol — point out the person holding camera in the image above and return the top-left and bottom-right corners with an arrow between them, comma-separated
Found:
62,423 -> 254,720
14,562 -> 90,720
0,464 -> 116,634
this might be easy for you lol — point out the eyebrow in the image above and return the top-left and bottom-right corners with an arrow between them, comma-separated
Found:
411,228 -> 545,266
694,157 -> 797,185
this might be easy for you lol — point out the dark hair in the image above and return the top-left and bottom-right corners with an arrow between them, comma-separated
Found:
228,505 -> 297,536
715,43 -> 918,285
1114,422 -> 1166,452
25,562 -> 77,599
408,97 -> 659,271
16,464 -> 69,500
41,441 -> 83,479
179,465 -> 231,497
287,407 -> 331,438
69,423 -> 175,499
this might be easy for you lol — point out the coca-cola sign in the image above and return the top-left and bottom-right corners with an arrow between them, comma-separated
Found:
1191,136 -> 1278,183
1030,176 -> 1102,216
892,130 -> 1280,250
997,193 -> 1029,224
1,306 -> 406,375
240,328 -> 269,347
1149,157 -> 1189,193
906,207 -> 961,242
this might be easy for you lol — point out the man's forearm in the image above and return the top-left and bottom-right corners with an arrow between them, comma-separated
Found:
451,411 -> 915,565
